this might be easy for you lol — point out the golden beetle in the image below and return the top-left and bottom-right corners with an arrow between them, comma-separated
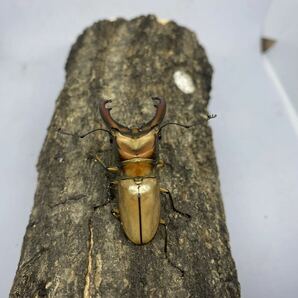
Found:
60,97 -> 215,248
93,97 -> 215,245
97,97 -> 191,245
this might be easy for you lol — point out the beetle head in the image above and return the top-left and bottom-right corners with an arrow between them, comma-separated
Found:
99,97 -> 166,160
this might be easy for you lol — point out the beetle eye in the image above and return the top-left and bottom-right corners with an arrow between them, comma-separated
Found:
109,138 -> 113,144
158,134 -> 162,140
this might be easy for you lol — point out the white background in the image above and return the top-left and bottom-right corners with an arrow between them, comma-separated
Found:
1,1 -> 298,297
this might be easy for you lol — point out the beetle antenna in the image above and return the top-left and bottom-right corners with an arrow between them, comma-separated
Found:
79,128 -> 112,138
158,114 -> 216,132
57,127 -> 112,139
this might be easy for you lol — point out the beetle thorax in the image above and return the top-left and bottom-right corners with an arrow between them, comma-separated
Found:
114,129 -> 157,160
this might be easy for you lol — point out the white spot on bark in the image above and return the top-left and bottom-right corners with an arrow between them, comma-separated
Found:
173,70 -> 195,94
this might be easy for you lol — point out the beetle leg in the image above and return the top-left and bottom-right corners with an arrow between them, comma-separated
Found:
93,197 -> 113,210
93,181 -> 117,210
157,159 -> 173,171
95,155 -> 119,173
160,220 -> 184,277
160,188 -> 191,219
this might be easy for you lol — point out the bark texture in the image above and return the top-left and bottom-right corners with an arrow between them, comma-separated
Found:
11,15 -> 240,297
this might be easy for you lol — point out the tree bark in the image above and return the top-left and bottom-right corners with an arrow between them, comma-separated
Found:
11,15 -> 240,298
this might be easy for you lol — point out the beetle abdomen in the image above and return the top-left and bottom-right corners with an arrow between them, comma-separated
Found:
118,177 -> 160,244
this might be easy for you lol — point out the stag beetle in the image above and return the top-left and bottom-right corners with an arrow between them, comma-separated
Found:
59,97 -> 215,248
98,97 -> 190,245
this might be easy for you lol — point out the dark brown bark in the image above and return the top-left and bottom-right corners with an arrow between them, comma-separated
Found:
10,15 -> 240,298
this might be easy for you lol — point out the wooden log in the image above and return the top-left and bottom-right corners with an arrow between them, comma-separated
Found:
10,15 -> 240,297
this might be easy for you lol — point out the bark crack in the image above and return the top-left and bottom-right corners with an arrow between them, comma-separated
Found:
83,219 -> 94,298
18,247 -> 47,272
50,194 -> 87,208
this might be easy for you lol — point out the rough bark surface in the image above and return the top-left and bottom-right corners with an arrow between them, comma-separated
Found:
11,15 -> 240,298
